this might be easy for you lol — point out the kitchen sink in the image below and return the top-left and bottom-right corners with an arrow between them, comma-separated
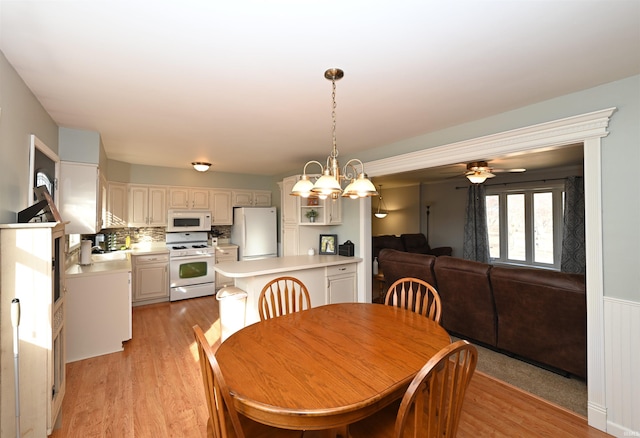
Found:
91,251 -> 130,262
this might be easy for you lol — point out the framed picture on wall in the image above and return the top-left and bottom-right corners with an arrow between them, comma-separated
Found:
319,234 -> 338,255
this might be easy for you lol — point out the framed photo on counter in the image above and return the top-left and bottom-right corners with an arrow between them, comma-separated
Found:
319,234 -> 338,255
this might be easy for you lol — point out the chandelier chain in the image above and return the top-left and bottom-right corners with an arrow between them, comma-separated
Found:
330,78 -> 338,159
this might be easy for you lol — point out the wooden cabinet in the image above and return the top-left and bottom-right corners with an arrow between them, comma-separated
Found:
132,252 -> 169,304
128,184 -> 167,227
232,190 -> 271,207
209,189 -> 233,225
0,223 -> 66,437
282,224 -> 300,256
59,161 -> 102,233
326,264 -> 357,303
168,187 -> 209,209
215,245 -> 238,290
105,181 -> 128,228
281,176 -> 300,225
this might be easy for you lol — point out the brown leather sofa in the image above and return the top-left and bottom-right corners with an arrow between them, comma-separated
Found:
372,233 -> 452,261
377,250 -> 587,379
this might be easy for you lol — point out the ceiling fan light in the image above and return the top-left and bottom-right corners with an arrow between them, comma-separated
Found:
192,162 -> 211,172
467,173 -> 488,184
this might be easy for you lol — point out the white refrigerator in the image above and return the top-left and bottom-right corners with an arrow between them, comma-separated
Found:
231,207 -> 278,260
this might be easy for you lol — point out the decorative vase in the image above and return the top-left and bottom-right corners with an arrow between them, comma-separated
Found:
309,216 -> 315,223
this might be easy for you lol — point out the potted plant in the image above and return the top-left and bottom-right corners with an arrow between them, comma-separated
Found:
305,209 -> 318,223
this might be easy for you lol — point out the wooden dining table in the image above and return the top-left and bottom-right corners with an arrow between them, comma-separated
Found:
215,302 -> 451,433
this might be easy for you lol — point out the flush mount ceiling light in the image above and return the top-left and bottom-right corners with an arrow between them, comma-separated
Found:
374,185 -> 388,219
192,162 -> 212,172
465,161 -> 495,184
290,68 -> 377,200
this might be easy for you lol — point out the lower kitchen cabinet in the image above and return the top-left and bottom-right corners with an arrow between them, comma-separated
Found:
132,252 -> 169,304
326,263 -> 357,303
215,245 -> 238,290
66,270 -> 131,362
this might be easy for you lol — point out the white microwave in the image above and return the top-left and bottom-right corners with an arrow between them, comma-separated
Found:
167,210 -> 212,232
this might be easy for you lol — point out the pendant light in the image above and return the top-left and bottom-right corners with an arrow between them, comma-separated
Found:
374,185 -> 388,219
290,68 -> 377,200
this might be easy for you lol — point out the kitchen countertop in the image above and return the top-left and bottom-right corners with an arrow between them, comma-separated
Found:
214,255 -> 362,278
66,257 -> 132,276
66,242 -> 169,277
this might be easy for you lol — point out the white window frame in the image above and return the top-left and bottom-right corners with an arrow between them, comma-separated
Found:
485,180 -> 564,270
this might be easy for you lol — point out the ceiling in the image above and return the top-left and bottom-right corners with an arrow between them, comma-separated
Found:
1,1 -> 638,179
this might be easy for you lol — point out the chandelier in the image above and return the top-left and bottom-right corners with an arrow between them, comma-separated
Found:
290,68 -> 377,200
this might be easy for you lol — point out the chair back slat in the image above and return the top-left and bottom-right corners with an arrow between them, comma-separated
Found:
395,340 -> 478,438
384,277 -> 442,323
259,276 -> 311,321
193,325 -> 246,438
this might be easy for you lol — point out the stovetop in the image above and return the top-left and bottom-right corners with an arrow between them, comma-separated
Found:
166,232 -> 217,257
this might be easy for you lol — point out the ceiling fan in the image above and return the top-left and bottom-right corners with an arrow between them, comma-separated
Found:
464,160 -> 526,184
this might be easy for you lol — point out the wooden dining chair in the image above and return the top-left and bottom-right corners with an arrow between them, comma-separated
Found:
192,325 -> 303,438
384,277 -> 442,323
348,340 -> 478,438
258,276 -> 311,321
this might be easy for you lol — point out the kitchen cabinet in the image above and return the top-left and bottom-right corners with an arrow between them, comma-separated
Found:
326,264 -> 357,303
282,224 -> 299,256
215,245 -> 238,289
0,223 -> 66,437
59,161 -> 102,234
66,270 -> 131,362
105,181 -> 128,228
281,176 -> 300,225
132,252 -> 169,304
129,184 -> 167,227
232,189 -> 271,207
168,187 -> 209,209
209,189 -> 233,225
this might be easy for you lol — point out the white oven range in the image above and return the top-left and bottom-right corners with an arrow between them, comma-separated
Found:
166,231 -> 217,301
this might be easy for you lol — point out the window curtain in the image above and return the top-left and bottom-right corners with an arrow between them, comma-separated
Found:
463,184 -> 490,263
561,176 -> 586,274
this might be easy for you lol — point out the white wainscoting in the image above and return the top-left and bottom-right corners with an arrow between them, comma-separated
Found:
604,297 -> 640,437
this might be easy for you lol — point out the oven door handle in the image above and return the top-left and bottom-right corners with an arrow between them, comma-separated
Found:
171,253 -> 214,262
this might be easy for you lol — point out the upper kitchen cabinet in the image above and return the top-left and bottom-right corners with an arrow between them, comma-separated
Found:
209,189 -> 233,225
232,190 -> 271,207
168,187 -> 209,210
59,161 -> 102,234
105,182 -> 128,228
129,184 -> 167,227
281,176 -> 300,225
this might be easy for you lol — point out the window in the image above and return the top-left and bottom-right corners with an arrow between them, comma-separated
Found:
486,182 -> 564,269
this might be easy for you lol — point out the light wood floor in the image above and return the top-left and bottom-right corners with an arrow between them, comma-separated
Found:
50,296 -> 610,438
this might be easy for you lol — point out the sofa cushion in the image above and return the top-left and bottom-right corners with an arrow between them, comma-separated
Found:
372,235 -> 405,260
433,256 -> 497,347
490,266 -> 586,378
400,233 -> 431,254
378,249 -> 437,292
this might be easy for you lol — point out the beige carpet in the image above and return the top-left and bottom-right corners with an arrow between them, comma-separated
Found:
454,337 -> 588,417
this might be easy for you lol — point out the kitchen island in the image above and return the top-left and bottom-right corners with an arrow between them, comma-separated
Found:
214,255 -> 362,326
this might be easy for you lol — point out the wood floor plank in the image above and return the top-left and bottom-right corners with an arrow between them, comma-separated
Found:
50,296 -> 609,437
